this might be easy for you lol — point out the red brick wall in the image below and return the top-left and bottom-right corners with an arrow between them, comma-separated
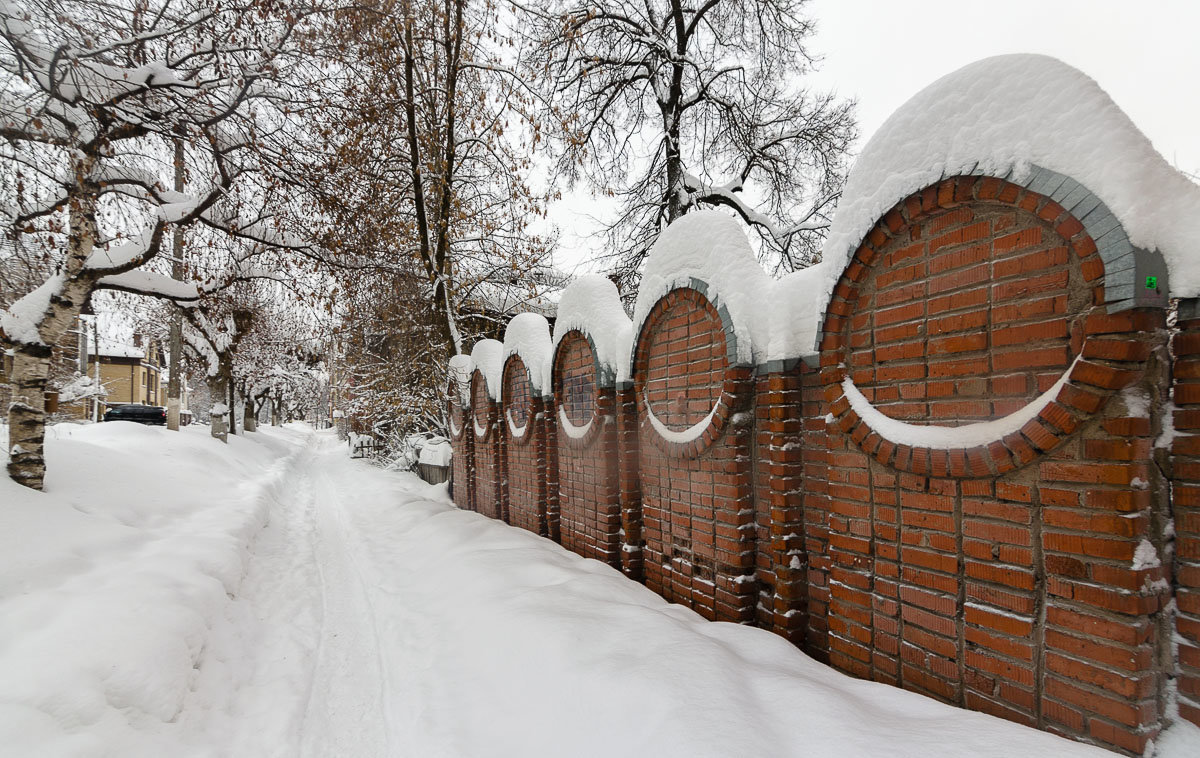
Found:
448,377 -> 474,512
634,287 -> 757,623
471,370 -> 505,521
503,355 -> 548,535
1171,312 -> 1200,729
818,176 -> 1172,754
454,172 -> 1187,755
553,331 -> 621,567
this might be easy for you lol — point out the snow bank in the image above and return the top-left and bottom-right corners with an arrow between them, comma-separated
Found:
502,312 -> 553,395
0,422 -> 304,757
633,211 -> 773,366
552,274 -> 634,384
469,339 -> 504,400
815,53 -> 1200,320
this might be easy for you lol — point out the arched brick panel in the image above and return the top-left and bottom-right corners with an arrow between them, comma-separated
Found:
633,285 -> 756,622
552,330 -> 621,566
447,373 -> 474,512
471,369 -> 506,521
816,175 -> 1171,753
502,354 -> 548,535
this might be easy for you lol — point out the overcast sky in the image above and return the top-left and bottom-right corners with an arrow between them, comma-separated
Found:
546,0 -> 1200,275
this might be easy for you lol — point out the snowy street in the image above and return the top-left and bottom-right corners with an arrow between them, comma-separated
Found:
9,423 -> 1179,757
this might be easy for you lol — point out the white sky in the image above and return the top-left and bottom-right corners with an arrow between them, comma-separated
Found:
546,0 -> 1200,276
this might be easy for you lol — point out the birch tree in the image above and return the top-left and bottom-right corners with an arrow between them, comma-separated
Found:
525,0 -> 856,283
0,0 -> 321,487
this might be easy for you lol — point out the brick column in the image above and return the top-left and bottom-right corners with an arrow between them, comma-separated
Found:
1171,304 -> 1200,729
755,360 -> 810,645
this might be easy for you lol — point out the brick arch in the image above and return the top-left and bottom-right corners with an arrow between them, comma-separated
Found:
446,373 -> 469,442
446,372 -> 474,513
552,329 -> 603,450
816,173 -> 1170,742
551,328 -> 621,564
821,174 -> 1143,478
470,370 -> 494,442
501,354 -> 534,445
632,284 -> 746,458
502,353 -> 547,535
633,282 -> 758,621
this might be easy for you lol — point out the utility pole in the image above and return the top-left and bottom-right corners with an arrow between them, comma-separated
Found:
166,136 -> 185,431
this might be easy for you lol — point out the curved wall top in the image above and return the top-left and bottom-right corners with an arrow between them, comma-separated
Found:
813,54 -> 1200,325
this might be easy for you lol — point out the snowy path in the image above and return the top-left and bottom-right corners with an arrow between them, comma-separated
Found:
208,431 -> 425,757
193,428 -> 1134,758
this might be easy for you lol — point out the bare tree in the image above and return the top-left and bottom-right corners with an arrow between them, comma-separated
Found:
314,0 -> 552,357
0,0 -> 322,487
524,0 -> 856,284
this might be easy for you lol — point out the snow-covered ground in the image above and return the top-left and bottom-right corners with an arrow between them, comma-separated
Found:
2,423 -> 1196,757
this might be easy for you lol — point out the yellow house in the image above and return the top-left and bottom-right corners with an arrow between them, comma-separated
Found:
90,335 -> 166,408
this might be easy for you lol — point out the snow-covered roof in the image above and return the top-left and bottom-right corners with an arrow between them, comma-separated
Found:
502,313 -> 553,395
552,274 -> 634,385
469,339 -> 504,401
813,53 -> 1200,327
96,337 -> 144,359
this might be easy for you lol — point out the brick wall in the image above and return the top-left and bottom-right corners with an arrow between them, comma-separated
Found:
633,287 -> 757,623
553,330 -> 621,567
503,355 -> 548,536
451,173 -> 1189,755
471,370 -> 505,521
818,176 -> 1172,754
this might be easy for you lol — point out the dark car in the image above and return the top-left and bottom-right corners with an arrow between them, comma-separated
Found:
103,404 -> 167,425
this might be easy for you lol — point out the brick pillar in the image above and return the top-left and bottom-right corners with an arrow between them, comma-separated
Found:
544,392 -> 561,543
617,383 -> 643,580
755,360 -> 810,645
1171,304 -> 1200,729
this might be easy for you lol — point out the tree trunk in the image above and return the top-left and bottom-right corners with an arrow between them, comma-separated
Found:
243,398 -> 257,432
227,371 -> 238,436
166,138 -> 185,431
6,344 -> 54,489
208,372 -> 229,443
6,172 -> 99,489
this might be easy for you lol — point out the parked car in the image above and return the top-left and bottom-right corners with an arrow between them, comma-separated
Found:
103,404 -> 167,426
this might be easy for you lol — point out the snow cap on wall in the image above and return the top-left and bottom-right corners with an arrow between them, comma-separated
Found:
814,53 -> 1200,322
632,210 -> 773,366
502,312 -> 553,395
447,353 -> 475,405
469,339 -> 504,400
553,274 -> 634,384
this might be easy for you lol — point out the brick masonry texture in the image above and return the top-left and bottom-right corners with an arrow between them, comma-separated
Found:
448,175 -> 1190,755
552,331 -> 621,567
634,288 -> 756,623
503,356 -> 548,536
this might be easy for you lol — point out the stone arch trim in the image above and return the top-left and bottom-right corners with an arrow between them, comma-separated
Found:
820,174 -> 1157,478
470,369 -> 494,443
632,283 -> 745,459
501,354 -> 535,446
552,329 -> 604,450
